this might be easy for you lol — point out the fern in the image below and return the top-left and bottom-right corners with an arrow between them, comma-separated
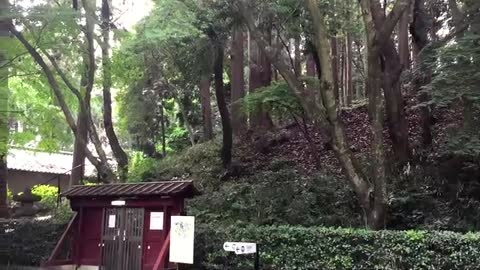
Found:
241,79 -> 316,120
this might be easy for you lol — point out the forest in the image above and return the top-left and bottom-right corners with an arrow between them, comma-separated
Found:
1,0 -> 480,268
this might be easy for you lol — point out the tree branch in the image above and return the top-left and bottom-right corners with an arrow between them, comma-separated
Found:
42,49 -> 82,98
0,51 -> 29,69
378,0 -> 411,44
8,24 -> 103,169
273,25 -> 296,74
80,0 -> 111,167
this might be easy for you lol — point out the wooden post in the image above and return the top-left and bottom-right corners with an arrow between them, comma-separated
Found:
254,244 -> 260,270
152,231 -> 171,270
74,207 -> 84,264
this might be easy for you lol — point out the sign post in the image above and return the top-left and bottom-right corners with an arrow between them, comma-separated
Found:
254,245 -> 259,270
223,242 -> 259,270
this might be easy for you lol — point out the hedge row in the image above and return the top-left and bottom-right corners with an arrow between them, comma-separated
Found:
3,221 -> 480,269
194,225 -> 480,270
0,220 -> 65,266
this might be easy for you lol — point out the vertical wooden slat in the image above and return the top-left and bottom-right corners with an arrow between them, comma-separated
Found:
99,207 -> 145,270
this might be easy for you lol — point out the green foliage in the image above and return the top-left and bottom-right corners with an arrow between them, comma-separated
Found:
30,184 -> 73,223
127,140 -> 221,182
242,81 -> 304,120
195,225 -> 480,269
5,220 -> 480,269
442,132 -> 480,157
423,33 -> 480,171
143,0 -> 203,43
31,184 -> 58,210
6,188 -> 12,202
6,2 -> 82,151
155,140 -> 222,179
157,141 -> 220,178
0,220 -> 65,266
166,126 -> 190,152
127,152 -> 159,182
426,34 -> 480,108
189,167 -> 360,227
51,202 -> 74,224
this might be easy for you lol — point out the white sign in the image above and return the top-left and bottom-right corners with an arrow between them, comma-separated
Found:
108,215 -> 116,228
235,243 -> 257,254
224,242 -> 257,254
111,200 -> 126,206
169,216 -> 195,264
150,212 -> 164,230
223,242 -> 236,252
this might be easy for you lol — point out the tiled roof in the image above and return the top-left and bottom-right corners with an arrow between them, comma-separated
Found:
7,148 -> 96,176
62,181 -> 199,199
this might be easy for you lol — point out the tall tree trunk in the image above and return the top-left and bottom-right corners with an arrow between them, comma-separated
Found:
398,6 -> 410,68
308,0 -> 384,229
81,0 -> 114,180
361,0 -> 411,225
249,31 -> 273,130
306,53 -> 316,76
339,39 -> 345,107
199,75 -> 213,141
359,0 -> 390,229
213,41 -> 232,167
0,0 -> 10,217
331,37 -> 339,101
410,0 -> 432,145
176,94 -> 195,146
231,27 -> 247,136
371,0 -> 412,164
294,33 -> 302,77
70,108 -> 88,186
346,34 -> 353,107
382,43 -> 411,163
355,40 -> 366,98
101,0 -> 128,181
160,96 -> 167,157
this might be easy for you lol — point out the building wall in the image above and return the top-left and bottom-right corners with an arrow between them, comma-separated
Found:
7,170 -> 70,194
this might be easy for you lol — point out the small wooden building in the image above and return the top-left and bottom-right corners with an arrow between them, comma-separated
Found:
42,181 -> 199,270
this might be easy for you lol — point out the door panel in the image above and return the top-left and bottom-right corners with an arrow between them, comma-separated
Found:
101,208 -> 144,270
122,208 -> 144,270
80,208 -> 103,265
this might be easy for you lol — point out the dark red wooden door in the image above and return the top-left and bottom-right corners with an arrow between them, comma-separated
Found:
101,208 -> 144,270
142,208 -> 169,270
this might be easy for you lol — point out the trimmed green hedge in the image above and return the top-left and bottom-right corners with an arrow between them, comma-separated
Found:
194,225 -> 480,270
3,221 -> 480,269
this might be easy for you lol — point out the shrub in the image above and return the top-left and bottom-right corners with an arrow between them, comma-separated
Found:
4,221 -> 480,269
166,126 -> 191,153
6,188 -> 12,201
194,225 -> 480,270
128,151 -> 159,182
31,184 -> 58,210
0,220 -> 65,266
30,185 -> 73,223
188,169 -> 360,227
127,140 -> 222,182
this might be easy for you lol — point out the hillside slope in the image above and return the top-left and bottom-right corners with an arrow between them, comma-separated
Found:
132,100 -> 479,231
